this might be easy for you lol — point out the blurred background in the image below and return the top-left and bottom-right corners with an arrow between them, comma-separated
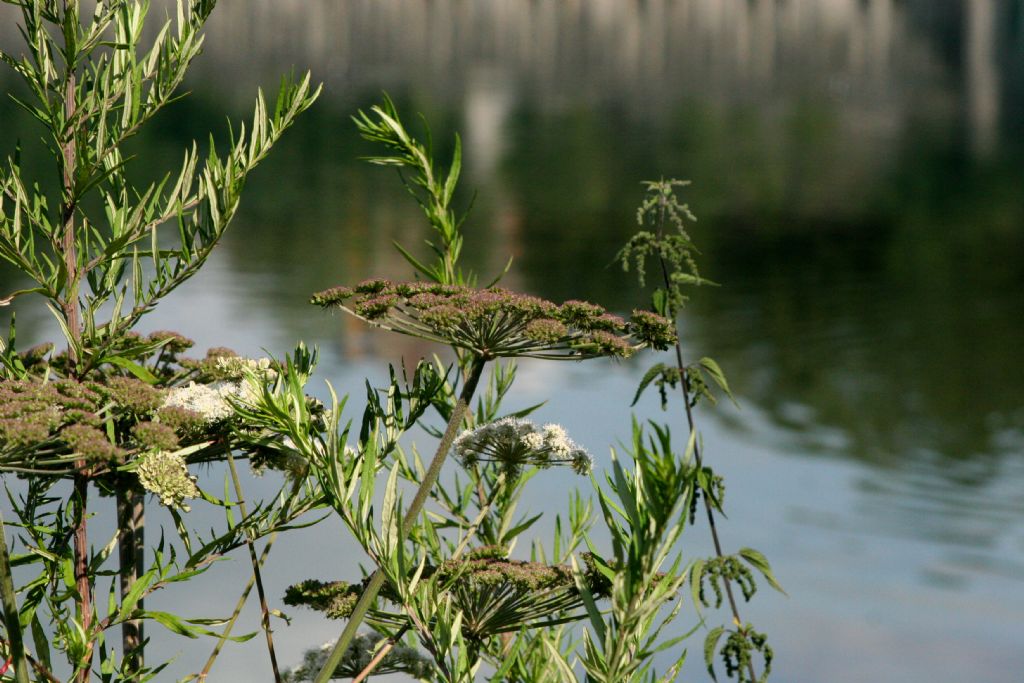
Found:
1,1 -> 1023,681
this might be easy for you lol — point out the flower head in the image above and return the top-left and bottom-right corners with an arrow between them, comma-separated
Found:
287,547 -> 612,643
147,330 -> 195,354
453,418 -> 593,475
312,279 -> 675,360
132,421 -> 180,451
61,424 -> 124,464
135,450 -> 200,509
102,377 -> 164,416
161,379 -> 259,425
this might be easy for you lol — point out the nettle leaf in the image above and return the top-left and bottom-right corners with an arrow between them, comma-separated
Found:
698,357 -> 738,407
739,547 -> 786,595
651,288 -> 670,318
632,362 -> 668,406
704,625 -> 725,681
689,558 -> 707,615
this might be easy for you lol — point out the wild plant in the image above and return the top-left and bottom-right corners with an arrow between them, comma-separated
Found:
276,100 -> 777,683
617,179 -> 783,681
0,1 -> 320,680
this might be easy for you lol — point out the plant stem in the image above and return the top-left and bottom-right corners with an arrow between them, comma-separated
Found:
451,471 -> 506,561
71,473 -> 93,683
195,533 -> 277,681
313,357 -> 486,683
0,508 -> 30,683
350,624 -> 410,683
226,453 -> 282,683
58,6 -> 93,679
117,490 -> 144,680
654,190 -> 758,683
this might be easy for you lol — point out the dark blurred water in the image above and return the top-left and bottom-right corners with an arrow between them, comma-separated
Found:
1,1 -> 1023,681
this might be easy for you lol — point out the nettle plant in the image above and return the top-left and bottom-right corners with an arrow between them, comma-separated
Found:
260,99 -> 781,683
0,1 -> 319,682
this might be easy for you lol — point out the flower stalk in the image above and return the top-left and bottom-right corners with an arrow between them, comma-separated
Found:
227,452 -> 282,682
312,356 -> 486,683
116,490 -> 145,679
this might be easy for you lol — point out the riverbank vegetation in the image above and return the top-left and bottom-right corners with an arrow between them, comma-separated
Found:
0,3 -> 778,681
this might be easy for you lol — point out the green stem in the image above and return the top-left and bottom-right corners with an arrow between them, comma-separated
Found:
313,357 -> 486,683
654,188 -> 759,683
0,508 -> 30,683
226,453 -> 282,683
451,471 -> 506,561
117,489 -> 144,680
350,624 -> 410,683
195,533 -> 277,681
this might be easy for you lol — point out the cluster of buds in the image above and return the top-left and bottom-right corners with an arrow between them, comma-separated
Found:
453,418 -> 593,475
311,279 -> 676,360
133,450 -> 200,510
286,546 -> 607,642
0,343 -> 278,508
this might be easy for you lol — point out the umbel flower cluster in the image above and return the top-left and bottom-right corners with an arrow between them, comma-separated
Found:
311,279 -> 676,360
285,547 -> 610,642
454,418 -> 593,475
0,335 -> 280,509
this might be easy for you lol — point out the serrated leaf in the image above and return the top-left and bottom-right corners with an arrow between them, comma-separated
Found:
704,625 -> 725,680
739,547 -> 786,595
698,357 -> 738,407
690,558 -> 706,613
652,288 -> 670,317
632,363 -> 669,406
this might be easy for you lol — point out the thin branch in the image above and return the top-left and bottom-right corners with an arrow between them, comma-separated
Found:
196,533 -> 278,681
227,452 -> 282,683
350,624 -> 410,683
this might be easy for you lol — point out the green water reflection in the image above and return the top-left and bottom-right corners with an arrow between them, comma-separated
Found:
2,0 -> 1023,487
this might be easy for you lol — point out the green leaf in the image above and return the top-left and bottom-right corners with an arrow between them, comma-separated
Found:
104,355 -> 160,384
739,547 -> 786,595
116,567 -> 158,623
704,625 -> 725,681
632,363 -> 668,406
572,554 -> 606,644
30,614 -> 50,670
651,288 -> 670,317
690,558 -> 706,613
698,357 -> 738,407
501,512 -> 542,542
391,239 -> 434,280
442,133 -> 462,206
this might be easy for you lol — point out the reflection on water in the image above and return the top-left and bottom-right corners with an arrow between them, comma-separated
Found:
2,2 -> 1024,681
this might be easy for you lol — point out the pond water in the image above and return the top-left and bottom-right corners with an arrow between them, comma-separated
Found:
1,1 -> 1023,681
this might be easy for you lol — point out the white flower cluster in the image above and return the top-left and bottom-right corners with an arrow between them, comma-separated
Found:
215,356 -> 278,382
453,417 -> 593,475
135,450 -> 200,510
162,376 -> 269,425
162,381 -> 239,423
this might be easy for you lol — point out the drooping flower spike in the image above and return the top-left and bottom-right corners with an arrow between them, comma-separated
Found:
311,279 -> 676,360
